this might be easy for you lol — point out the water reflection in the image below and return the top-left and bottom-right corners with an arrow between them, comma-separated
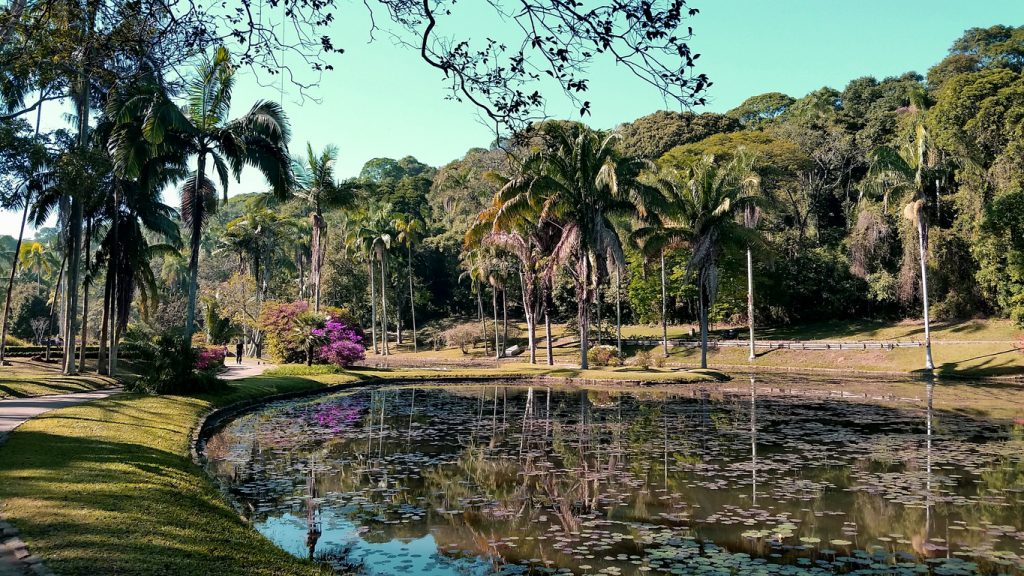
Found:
203,377 -> 1024,575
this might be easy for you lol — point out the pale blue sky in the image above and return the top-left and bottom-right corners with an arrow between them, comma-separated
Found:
4,0 -> 1023,235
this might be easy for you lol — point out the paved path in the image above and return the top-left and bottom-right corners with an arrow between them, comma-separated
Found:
220,360 -> 275,381
0,387 -> 123,437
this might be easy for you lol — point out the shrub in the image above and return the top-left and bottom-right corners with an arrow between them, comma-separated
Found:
315,319 -> 365,366
630,349 -> 653,370
128,333 -> 224,394
651,351 -> 668,368
441,322 -> 484,353
587,344 -> 621,367
260,300 -> 363,363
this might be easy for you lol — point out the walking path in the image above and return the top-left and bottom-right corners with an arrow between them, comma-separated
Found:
0,360 -> 273,575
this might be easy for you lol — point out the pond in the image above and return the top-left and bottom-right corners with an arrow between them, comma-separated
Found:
202,377 -> 1024,575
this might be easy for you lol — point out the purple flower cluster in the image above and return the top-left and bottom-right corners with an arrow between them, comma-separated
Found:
312,319 -> 365,366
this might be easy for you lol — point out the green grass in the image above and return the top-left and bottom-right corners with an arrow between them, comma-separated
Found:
0,374 -> 365,576
0,358 -> 120,399
396,318 -> 1023,378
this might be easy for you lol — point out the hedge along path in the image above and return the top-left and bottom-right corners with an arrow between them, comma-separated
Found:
0,365 -> 348,576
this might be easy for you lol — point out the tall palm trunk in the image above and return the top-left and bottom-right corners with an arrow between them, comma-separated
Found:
64,88 -> 89,375
698,280 -> 709,369
660,250 -> 668,357
520,268 -> 536,364
477,288 -> 487,347
544,280 -> 554,366
183,153 -> 207,344
44,257 -> 65,363
0,186 -> 30,365
615,266 -> 622,358
747,247 -> 755,362
79,217 -> 92,369
578,259 -> 591,370
917,219 -> 935,370
97,267 -> 111,374
407,244 -> 417,352
492,285 -> 500,359
310,210 -> 324,313
502,288 -> 508,352
367,256 -> 378,354
107,204 -> 119,376
379,252 -> 389,355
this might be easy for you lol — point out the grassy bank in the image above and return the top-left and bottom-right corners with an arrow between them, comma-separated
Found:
0,374 -> 366,576
0,358 -> 121,399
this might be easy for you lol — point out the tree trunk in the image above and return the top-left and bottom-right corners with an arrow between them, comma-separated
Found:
79,217 -> 92,369
699,280 -> 709,369
477,288 -> 487,347
615,266 -> 622,359
97,268 -> 111,375
0,185 -> 30,365
578,260 -> 590,370
492,285 -> 500,359
544,280 -> 554,366
407,244 -> 417,352
520,268 -> 536,364
368,256 -> 378,354
183,153 -> 207,345
310,210 -> 324,313
502,288 -> 508,352
44,257 -> 65,363
660,250 -> 668,357
917,218 -> 935,371
747,247 -> 755,362
379,252 -> 389,355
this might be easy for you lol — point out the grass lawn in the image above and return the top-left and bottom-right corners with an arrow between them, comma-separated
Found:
0,358 -> 121,399
392,318 -> 1024,378
0,374 -> 363,576
666,341 -> 1024,378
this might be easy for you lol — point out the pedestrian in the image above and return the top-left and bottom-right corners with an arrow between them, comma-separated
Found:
235,339 -> 244,365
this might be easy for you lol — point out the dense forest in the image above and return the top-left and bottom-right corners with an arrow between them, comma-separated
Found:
2,24 -> 1024,370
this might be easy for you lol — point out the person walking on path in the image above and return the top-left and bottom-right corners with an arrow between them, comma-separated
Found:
235,340 -> 244,365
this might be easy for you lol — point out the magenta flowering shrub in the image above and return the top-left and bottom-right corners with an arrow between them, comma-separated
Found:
195,347 -> 226,371
313,319 -> 365,366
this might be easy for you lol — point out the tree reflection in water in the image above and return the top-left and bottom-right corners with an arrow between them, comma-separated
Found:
204,378 -> 1024,575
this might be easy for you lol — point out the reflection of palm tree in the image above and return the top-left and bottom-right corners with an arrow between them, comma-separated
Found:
750,375 -> 758,505
305,459 -> 322,561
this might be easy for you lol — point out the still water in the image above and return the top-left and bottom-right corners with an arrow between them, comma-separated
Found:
203,377 -> 1024,575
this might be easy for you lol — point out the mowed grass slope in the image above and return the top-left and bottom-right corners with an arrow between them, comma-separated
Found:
0,358 -> 120,399
0,375 -> 356,576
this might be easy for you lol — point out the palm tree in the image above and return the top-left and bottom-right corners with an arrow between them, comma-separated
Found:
293,143 -> 353,312
495,122 -> 653,369
351,201 -> 395,355
111,46 -> 292,344
659,153 -> 760,369
394,216 -> 425,352
18,241 -> 51,294
867,121 -> 944,371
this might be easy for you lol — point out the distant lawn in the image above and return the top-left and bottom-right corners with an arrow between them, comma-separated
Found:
0,358 -> 121,399
667,341 -> 1024,378
387,318 -> 1023,378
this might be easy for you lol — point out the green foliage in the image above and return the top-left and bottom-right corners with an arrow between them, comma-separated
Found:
616,111 -> 739,159
726,92 -> 796,127
126,332 -> 223,395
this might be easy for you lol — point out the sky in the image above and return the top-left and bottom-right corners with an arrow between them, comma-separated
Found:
3,0 -> 1023,236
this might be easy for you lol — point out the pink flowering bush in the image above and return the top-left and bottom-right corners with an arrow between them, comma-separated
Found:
260,300 -> 364,363
313,319 -> 365,366
195,347 -> 226,371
